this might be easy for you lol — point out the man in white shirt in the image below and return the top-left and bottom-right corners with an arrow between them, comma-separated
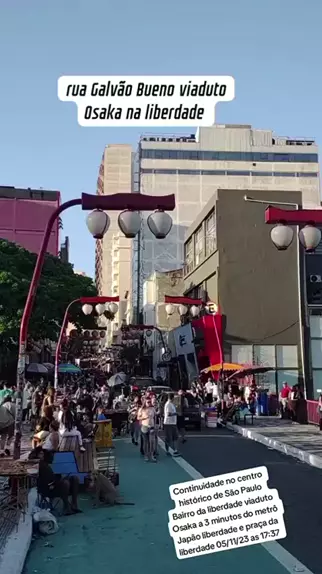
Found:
205,378 -> 213,405
163,393 -> 179,457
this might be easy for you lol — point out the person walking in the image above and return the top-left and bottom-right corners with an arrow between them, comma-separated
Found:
174,390 -> 188,444
128,395 -> 141,446
205,378 -> 214,406
163,393 -> 179,457
137,396 -> 157,462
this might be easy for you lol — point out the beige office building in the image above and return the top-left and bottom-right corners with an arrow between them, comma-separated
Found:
95,144 -> 133,343
135,125 -> 320,310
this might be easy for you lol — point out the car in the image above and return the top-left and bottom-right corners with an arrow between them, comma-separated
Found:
181,392 -> 202,430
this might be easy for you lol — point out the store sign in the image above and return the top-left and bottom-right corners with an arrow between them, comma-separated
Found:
205,301 -> 218,315
173,324 -> 195,355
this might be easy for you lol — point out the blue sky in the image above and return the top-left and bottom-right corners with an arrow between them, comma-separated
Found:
0,0 -> 321,278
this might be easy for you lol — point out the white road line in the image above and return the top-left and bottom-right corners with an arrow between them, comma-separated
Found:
158,438 -> 314,574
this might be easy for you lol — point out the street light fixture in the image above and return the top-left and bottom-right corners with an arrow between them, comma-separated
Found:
147,210 -> 173,239
95,303 -> 106,315
178,304 -> 188,316
190,305 -> 200,318
81,303 -> 93,315
270,224 -> 294,251
118,210 -> 142,238
86,210 -> 110,239
107,302 -> 119,314
165,303 -> 175,316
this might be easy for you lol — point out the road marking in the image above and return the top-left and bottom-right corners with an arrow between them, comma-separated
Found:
158,438 -> 314,574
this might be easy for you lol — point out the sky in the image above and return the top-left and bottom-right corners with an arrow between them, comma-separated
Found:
0,0 -> 321,278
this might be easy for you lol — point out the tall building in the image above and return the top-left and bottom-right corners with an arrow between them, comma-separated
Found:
135,124 -> 320,313
183,188 -> 317,398
0,186 -> 61,255
95,145 -> 133,343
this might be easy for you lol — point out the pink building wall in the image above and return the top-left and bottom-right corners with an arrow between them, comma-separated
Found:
0,195 -> 60,256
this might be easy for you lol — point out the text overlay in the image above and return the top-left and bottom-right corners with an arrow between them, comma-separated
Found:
57,75 -> 235,127
168,466 -> 286,560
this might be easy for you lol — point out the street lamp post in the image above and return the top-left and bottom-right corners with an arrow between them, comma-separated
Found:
54,296 -> 119,389
13,192 -> 175,459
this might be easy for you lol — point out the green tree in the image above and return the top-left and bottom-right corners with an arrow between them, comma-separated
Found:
0,239 -> 100,362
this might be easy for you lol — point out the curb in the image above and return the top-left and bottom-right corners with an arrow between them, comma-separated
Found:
0,488 -> 37,574
225,422 -> 322,470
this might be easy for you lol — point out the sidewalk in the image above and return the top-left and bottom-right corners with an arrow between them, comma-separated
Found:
24,439 -> 307,574
226,416 -> 322,469
0,428 -> 34,574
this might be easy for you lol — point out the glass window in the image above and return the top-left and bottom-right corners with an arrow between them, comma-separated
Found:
140,149 -> 318,163
184,239 -> 193,274
277,370 -> 299,391
231,345 -> 252,364
228,170 -> 251,176
310,315 -> 322,338
255,371 -> 276,394
194,226 -> 204,266
312,371 -> 322,398
311,339 -> 322,368
254,345 -> 276,367
205,211 -> 216,256
276,345 -> 298,368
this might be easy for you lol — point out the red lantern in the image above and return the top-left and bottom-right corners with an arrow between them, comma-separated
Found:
83,330 -> 90,338
92,330 -> 99,339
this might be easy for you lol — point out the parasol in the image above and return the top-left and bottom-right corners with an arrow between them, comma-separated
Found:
26,363 -> 48,375
201,363 -> 244,374
108,372 -> 127,388
58,363 -> 81,374
42,362 -> 54,371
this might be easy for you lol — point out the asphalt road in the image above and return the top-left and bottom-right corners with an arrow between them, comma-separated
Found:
178,428 -> 322,574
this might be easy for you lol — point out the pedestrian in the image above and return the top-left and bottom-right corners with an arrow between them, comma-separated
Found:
279,381 -> 291,419
22,383 -> 33,422
163,393 -> 179,457
174,390 -> 188,444
0,397 -> 15,456
205,378 -> 213,406
128,395 -> 141,446
137,397 -> 157,462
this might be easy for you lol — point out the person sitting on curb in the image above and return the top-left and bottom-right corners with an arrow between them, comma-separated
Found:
37,449 -> 82,515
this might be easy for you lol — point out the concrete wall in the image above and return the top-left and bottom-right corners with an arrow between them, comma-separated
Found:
216,188 -> 302,346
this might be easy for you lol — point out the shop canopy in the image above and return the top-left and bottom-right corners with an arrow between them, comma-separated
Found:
201,363 -> 244,374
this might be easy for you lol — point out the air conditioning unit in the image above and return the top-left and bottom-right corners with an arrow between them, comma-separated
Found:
310,275 -> 322,283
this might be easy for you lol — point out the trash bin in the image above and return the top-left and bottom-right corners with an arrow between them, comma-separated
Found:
259,391 -> 268,416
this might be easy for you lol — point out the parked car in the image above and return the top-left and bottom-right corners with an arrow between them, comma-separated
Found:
180,392 -> 202,430
159,391 -> 202,430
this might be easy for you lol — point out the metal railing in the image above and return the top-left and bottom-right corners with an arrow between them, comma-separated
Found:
306,400 -> 320,425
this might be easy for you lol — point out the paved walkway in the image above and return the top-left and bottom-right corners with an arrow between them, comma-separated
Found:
23,439 -> 305,574
227,416 -> 322,468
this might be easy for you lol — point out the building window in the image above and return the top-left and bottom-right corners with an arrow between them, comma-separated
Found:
140,167 -> 318,178
205,210 -> 216,256
184,239 -> 194,274
140,149 -> 318,163
310,314 -> 322,397
194,226 -> 204,266
231,344 -> 299,395
231,345 -> 253,364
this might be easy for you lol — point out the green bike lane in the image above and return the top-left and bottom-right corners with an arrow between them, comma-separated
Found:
24,440 -> 304,574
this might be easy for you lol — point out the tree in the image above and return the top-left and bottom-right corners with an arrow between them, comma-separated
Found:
0,239 -> 99,366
